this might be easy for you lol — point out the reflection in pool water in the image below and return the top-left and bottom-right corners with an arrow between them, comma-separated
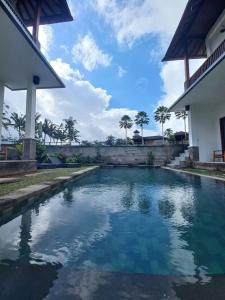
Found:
1,168 -> 225,299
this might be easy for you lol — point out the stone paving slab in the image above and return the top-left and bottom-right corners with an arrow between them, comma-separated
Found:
0,166 -> 99,209
0,177 -> 22,184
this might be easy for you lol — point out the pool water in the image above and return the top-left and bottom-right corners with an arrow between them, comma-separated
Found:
1,168 -> 225,299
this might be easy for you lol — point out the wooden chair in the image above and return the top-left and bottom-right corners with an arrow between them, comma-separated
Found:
0,146 -> 8,160
213,150 -> 225,162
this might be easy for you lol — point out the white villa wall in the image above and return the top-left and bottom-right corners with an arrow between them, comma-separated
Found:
189,102 -> 225,162
206,9 -> 225,56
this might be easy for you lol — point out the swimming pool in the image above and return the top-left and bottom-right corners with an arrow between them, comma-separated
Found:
1,167 -> 225,299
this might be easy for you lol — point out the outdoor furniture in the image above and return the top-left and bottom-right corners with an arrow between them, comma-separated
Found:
0,146 -> 8,160
213,150 -> 225,162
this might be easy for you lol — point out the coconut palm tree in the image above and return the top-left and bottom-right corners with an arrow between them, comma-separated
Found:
175,111 -> 188,139
10,112 -> 25,140
134,111 -> 150,145
154,106 -> 171,144
42,119 -> 52,144
63,117 -> 80,145
119,115 -> 133,144
2,104 -> 10,131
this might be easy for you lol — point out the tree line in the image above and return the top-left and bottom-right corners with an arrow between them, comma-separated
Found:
2,104 -> 188,146
119,106 -> 188,144
2,104 -> 80,145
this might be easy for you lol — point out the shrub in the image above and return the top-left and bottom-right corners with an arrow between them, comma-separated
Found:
36,142 -> 48,163
16,143 -> 23,158
147,152 -> 155,166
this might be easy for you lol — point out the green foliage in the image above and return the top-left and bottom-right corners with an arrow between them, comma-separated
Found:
105,135 -> 116,146
147,152 -> 155,166
65,153 -> 102,165
15,143 -> 23,158
36,142 -> 48,163
135,111 -> 150,144
10,112 -> 25,140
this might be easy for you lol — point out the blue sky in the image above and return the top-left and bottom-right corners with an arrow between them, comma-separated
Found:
6,0 -> 194,141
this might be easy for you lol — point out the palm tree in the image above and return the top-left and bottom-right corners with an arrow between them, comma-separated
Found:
175,111 -> 188,139
154,106 -> 171,144
63,117 -> 80,145
135,111 -> 150,145
42,119 -> 52,144
2,104 -> 10,131
10,112 -> 25,140
119,115 -> 133,144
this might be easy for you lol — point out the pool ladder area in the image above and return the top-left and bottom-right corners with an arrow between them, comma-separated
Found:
167,149 -> 190,169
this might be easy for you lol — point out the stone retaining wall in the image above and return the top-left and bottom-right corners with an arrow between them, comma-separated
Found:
46,145 -> 186,166
0,160 -> 37,177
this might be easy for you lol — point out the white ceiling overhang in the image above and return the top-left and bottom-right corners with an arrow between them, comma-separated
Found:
0,0 -> 64,91
169,53 -> 225,112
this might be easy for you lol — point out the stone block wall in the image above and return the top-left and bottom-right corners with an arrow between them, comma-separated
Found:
46,145 -> 186,166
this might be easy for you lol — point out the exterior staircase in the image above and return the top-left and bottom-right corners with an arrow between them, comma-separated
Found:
167,149 -> 190,169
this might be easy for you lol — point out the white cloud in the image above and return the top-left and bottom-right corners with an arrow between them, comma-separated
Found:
51,58 -> 83,81
38,59 -> 139,140
72,34 -> 112,71
92,0 -> 187,48
39,25 -> 54,57
117,66 -> 127,78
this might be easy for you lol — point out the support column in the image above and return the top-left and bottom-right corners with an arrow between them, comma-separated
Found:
184,43 -> 190,90
32,0 -> 42,47
0,85 -> 5,151
23,77 -> 38,160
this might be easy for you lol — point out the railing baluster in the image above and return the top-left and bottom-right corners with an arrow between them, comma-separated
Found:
187,39 -> 225,89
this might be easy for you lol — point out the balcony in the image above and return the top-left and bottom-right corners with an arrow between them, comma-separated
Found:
185,39 -> 225,90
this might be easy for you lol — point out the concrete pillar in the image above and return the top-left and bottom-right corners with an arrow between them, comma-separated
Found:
23,78 -> 37,160
0,85 -> 5,151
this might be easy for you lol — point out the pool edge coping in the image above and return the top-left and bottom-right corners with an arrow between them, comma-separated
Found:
162,166 -> 225,182
0,166 -> 99,209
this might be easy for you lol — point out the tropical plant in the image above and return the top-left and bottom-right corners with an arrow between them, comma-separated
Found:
147,152 -> 155,166
2,104 -> 10,130
119,115 -> 133,144
35,113 -> 42,139
154,106 -> 171,143
164,128 -> 175,144
105,135 -> 116,146
115,138 -> 127,146
42,119 -> 52,144
135,111 -> 150,145
36,141 -> 48,163
10,112 -> 25,140
175,111 -> 188,139
63,117 -> 80,145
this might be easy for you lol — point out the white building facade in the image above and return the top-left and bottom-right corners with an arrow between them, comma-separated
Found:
163,0 -> 225,162
0,0 -> 73,160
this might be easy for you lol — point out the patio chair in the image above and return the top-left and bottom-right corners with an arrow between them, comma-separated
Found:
0,146 -> 8,160
213,150 -> 225,162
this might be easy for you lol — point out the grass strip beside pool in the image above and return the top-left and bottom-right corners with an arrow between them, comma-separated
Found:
0,168 -> 89,197
163,167 -> 225,181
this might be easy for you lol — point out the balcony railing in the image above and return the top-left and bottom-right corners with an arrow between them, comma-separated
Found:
185,39 -> 225,89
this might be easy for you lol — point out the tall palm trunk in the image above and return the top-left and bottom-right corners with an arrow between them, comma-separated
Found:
162,122 -> 164,144
125,128 -> 128,145
141,125 -> 144,145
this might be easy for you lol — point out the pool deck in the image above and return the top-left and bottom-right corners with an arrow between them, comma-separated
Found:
0,166 -> 99,210
163,166 -> 225,182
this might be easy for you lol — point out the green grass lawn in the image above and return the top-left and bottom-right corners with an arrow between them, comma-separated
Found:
183,168 -> 225,179
0,168 -> 85,197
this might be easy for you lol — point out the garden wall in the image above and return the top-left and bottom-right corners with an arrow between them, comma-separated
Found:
46,145 -> 186,166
